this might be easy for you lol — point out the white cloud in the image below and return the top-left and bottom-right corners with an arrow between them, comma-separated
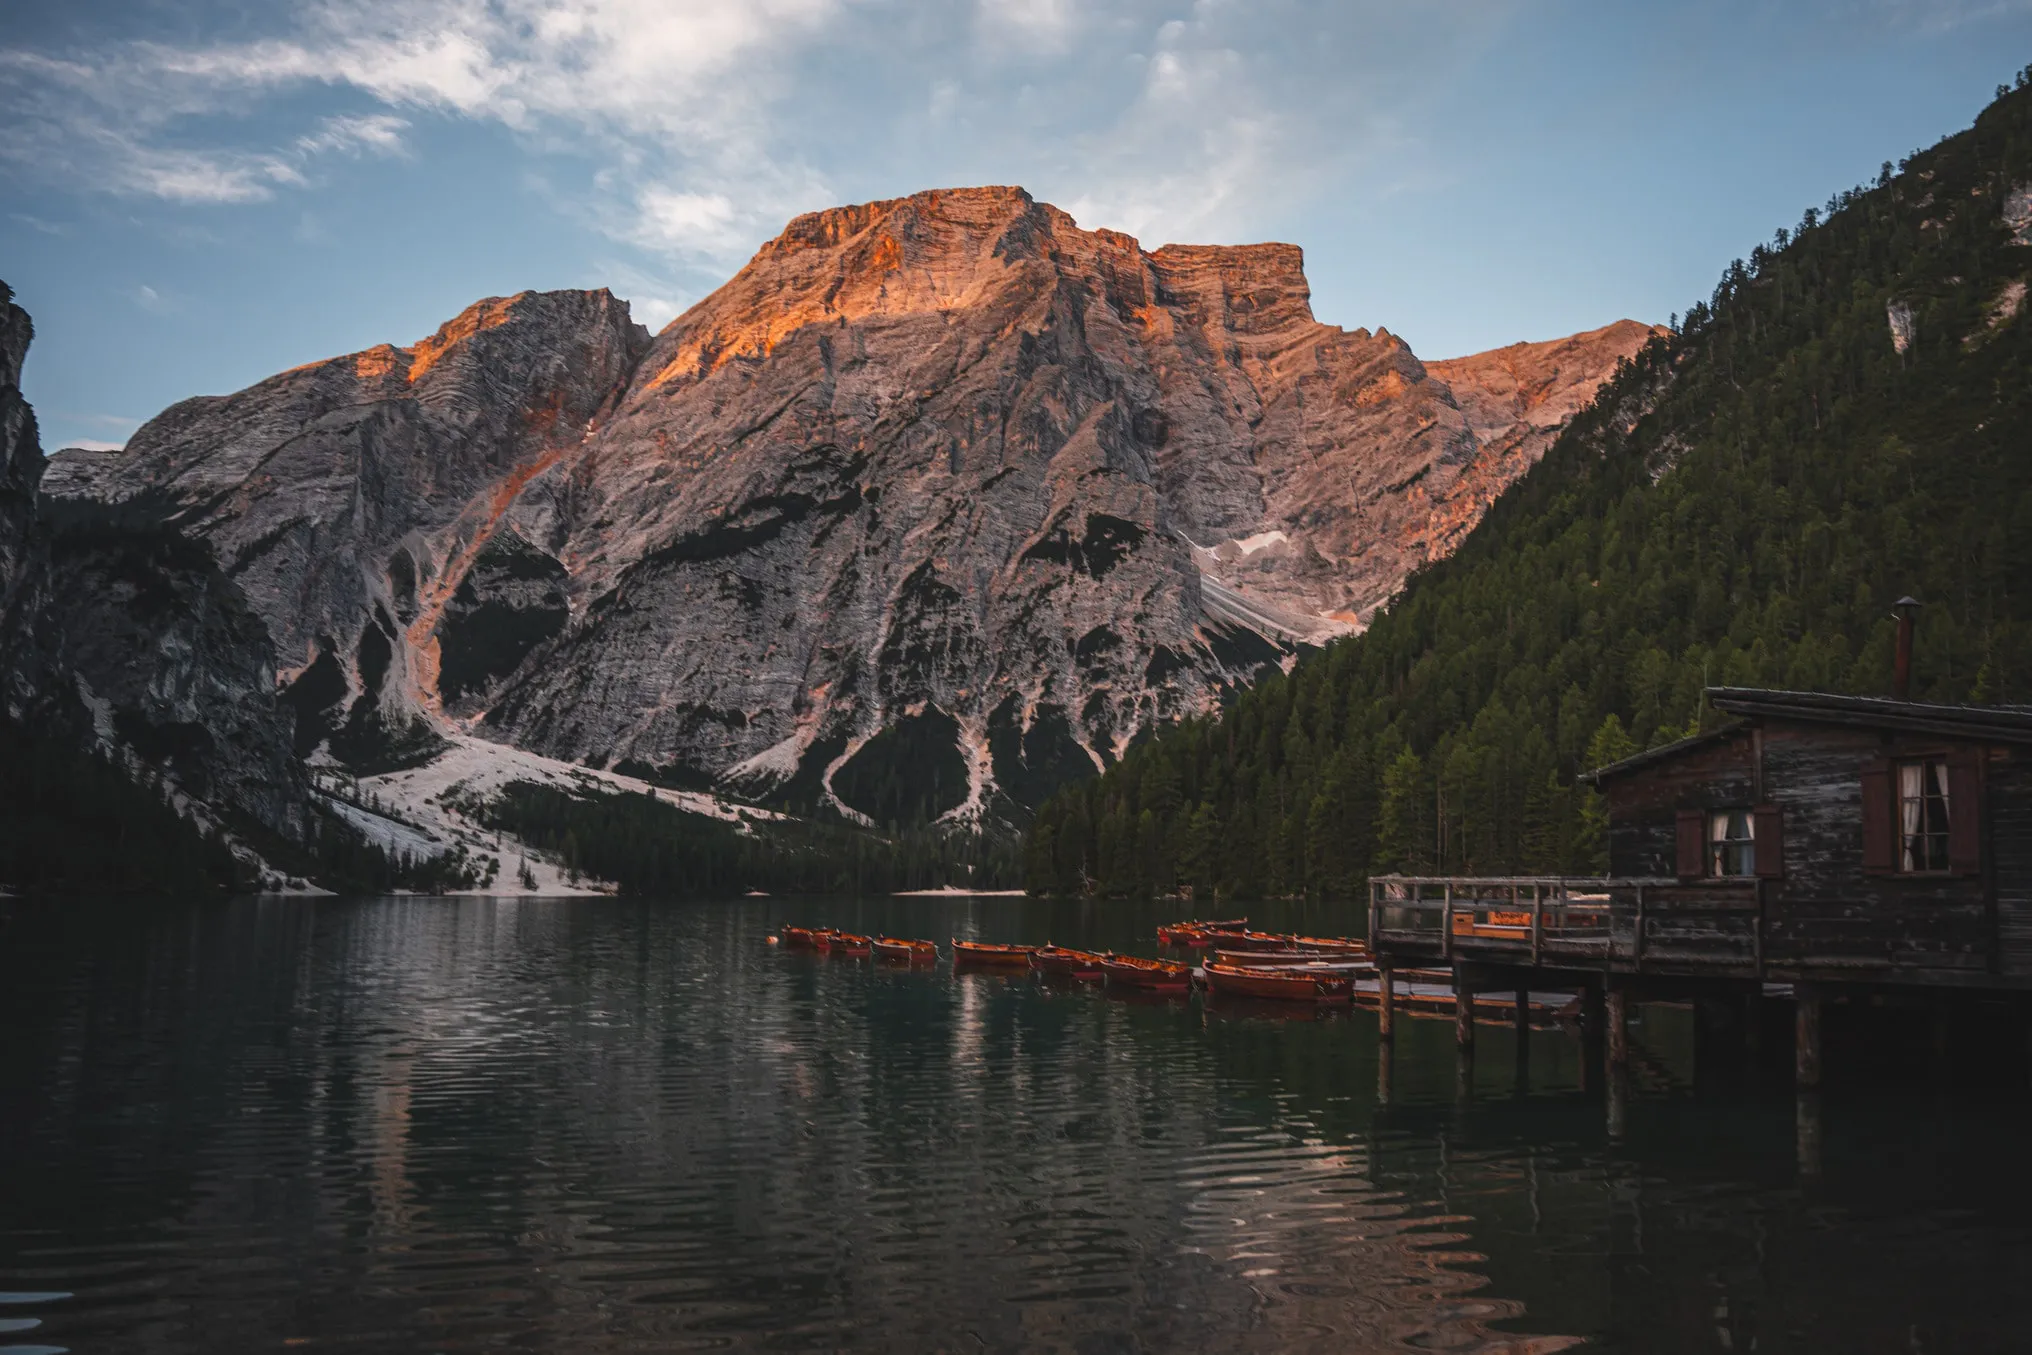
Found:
131,284 -> 170,313
631,190 -> 740,254
0,0 -> 1507,271
61,438 -> 128,452
117,144 -> 303,204
978,0 -> 1082,53
295,112 -> 410,158
0,0 -> 846,260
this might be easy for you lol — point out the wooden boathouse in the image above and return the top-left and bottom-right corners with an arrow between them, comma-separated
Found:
1367,685 -> 2032,1089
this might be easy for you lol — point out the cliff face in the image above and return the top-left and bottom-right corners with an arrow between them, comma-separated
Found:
0,283 -> 304,834
1414,319 -> 1666,565
0,284 -> 38,605
491,189 -> 1653,818
38,188 -> 1651,821
43,288 -> 650,768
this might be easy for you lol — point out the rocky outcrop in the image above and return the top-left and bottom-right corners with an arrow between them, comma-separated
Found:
1414,319 -> 1665,564
490,190 -> 1651,817
39,188 -> 1650,822
0,283 -> 38,606
43,288 -> 650,768
0,281 -> 304,835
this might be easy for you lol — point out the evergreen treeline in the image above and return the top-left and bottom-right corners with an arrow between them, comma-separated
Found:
1026,72 -> 2032,900
0,716 -> 254,895
0,715 -> 488,897
474,781 -> 1022,896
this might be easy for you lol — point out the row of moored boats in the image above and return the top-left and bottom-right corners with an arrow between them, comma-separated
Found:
772,919 -> 1380,1002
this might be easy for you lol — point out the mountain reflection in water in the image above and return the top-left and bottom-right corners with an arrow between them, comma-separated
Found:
2,896 -> 2029,1352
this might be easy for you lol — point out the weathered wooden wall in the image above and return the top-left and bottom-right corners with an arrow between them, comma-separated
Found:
1605,718 -> 2013,981
1990,749 -> 2032,977
1605,732 -> 1756,878
1761,724 -> 1988,974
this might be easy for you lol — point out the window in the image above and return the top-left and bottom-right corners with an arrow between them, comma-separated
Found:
1707,809 -> 1755,877
1898,759 -> 1952,873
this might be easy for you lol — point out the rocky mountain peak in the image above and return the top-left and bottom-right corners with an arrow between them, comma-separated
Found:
1147,242 -> 1316,338
29,190 -> 1655,825
1,281 -> 42,604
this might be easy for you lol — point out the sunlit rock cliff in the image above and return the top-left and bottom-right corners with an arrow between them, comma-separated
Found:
38,188 -> 1654,822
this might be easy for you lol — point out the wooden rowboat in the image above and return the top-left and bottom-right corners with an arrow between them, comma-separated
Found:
951,939 -> 1038,968
872,936 -> 939,962
1211,950 -> 1373,971
780,925 -> 822,949
1212,951 -> 1371,973
1031,945 -> 1108,978
1207,929 -> 1305,952
1099,954 -> 1193,990
828,932 -> 874,956
1155,918 -> 1248,947
1289,935 -> 1369,954
1203,959 -> 1354,1002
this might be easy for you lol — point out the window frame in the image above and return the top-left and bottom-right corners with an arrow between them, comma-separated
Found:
1895,757 -> 1954,876
1706,807 -> 1757,878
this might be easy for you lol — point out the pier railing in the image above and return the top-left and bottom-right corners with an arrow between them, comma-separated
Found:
1368,874 -> 1761,970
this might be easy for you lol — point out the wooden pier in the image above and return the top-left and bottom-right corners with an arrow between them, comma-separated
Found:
1364,686 -> 2032,1102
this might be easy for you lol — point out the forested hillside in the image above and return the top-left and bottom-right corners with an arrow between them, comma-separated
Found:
1025,72 -> 2032,900
469,782 -> 1021,897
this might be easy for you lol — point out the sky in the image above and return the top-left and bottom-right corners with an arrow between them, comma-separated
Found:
3,1 -> 2030,453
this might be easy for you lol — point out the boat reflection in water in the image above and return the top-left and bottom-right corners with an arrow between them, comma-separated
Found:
5,896 -> 2032,1352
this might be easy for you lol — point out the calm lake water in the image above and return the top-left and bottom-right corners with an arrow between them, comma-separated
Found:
4,895 -> 2032,1353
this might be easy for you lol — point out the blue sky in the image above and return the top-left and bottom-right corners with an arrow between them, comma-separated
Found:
3,0 -> 2029,452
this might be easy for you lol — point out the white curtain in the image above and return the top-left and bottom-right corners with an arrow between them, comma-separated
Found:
1900,763 -> 1922,871
1708,809 -> 1754,875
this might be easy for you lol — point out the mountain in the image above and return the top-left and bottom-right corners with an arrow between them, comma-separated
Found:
33,188 -> 1645,842
1025,75 -> 2032,899
41,289 -> 651,775
0,284 -> 291,892
0,286 -> 35,601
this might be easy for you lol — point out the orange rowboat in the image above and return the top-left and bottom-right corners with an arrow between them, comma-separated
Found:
1289,935 -> 1369,954
1203,929 -> 1301,952
1203,960 -> 1354,1002
780,926 -> 822,949
1031,945 -> 1108,979
1212,947 -> 1369,967
1099,954 -> 1193,990
1155,918 -> 1248,947
951,939 -> 1038,968
1207,929 -> 1365,953
828,932 -> 874,956
872,936 -> 939,963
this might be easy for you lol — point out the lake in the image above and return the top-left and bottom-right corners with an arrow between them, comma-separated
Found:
3,895 -> 2031,1352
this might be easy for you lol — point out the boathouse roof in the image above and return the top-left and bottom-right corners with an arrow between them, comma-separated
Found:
1583,688 -> 2032,784
1706,687 -> 2032,743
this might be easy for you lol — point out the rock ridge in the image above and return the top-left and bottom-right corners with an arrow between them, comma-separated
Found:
37,188 -> 1657,822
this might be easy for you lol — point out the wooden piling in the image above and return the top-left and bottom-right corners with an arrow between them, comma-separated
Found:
1454,973 -> 1476,1055
1745,989 -> 1763,1063
1796,1090 -> 1823,1178
1579,981 -> 1605,1093
1377,967 -> 1395,1042
1606,988 -> 1630,1076
1795,988 -> 1822,1090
